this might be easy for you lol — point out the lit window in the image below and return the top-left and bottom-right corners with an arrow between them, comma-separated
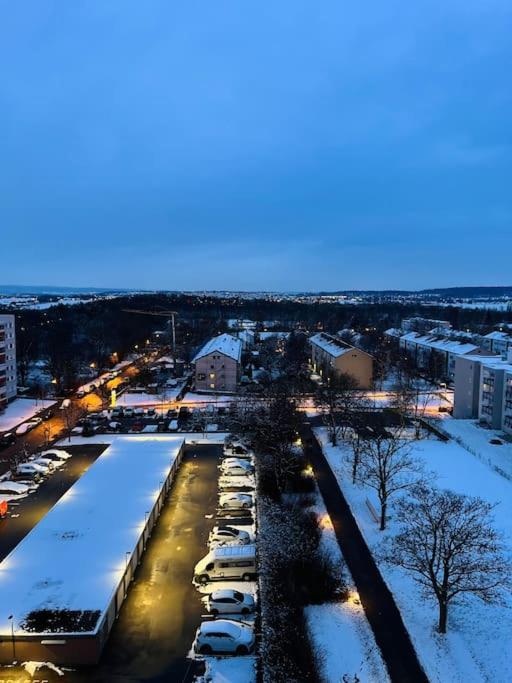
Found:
210,383 -> 215,389
209,372 -> 215,379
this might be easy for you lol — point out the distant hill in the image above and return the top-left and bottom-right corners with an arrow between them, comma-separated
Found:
0,284 -> 133,296
314,286 -> 512,298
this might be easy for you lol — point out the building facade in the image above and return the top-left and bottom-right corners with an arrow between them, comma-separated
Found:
309,332 -> 373,388
0,314 -> 16,412
193,333 -> 242,393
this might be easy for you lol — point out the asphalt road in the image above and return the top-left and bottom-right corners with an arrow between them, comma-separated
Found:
301,423 -> 428,683
0,444 -> 221,683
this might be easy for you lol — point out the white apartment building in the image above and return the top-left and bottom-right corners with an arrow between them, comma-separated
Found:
0,314 -> 17,412
480,331 -> 512,356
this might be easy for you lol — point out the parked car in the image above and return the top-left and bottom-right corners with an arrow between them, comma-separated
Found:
111,407 -> 124,419
16,462 -> 47,479
194,545 -> 256,584
108,421 -> 122,432
0,481 -> 30,496
124,408 -> 135,418
219,493 -> 253,510
146,407 -> 156,417
0,432 -> 16,448
133,407 -> 145,417
15,422 -> 35,436
209,525 -> 251,546
41,449 -> 72,461
193,620 -> 255,655
31,456 -> 56,471
206,589 -> 255,616
166,409 -> 178,419
220,459 -> 253,476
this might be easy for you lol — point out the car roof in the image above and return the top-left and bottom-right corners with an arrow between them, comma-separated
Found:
210,589 -> 239,600
200,619 -> 241,635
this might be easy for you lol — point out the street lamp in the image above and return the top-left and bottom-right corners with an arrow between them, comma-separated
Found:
7,614 -> 15,662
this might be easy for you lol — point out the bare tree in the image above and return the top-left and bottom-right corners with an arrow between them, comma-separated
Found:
359,427 -> 422,530
391,375 -> 435,439
383,485 -> 512,633
315,372 -> 366,446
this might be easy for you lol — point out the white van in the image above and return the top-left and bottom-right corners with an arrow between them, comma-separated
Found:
194,544 -> 256,583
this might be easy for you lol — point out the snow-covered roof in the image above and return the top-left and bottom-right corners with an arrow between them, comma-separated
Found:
400,331 -> 483,356
309,332 -> 360,358
192,334 -> 242,363
484,331 -> 512,341
384,327 -> 403,337
0,435 -> 184,636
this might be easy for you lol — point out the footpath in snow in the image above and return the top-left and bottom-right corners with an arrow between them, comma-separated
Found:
305,491 -> 389,682
317,427 -> 512,683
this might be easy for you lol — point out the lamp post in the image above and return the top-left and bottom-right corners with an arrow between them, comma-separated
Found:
7,614 -> 15,662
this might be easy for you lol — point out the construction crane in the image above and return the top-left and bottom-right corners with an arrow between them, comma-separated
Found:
123,309 -> 178,354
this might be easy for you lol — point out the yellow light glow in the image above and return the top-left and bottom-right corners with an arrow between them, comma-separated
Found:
319,513 -> 334,531
346,590 -> 362,610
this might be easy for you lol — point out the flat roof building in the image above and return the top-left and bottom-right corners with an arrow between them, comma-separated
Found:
0,435 -> 185,665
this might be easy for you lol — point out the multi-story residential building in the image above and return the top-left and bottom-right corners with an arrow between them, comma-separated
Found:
453,355 -> 485,419
309,332 -> 373,388
192,333 -> 242,393
502,367 -> 512,436
478,358 -> 512,430
398,331 -> 493,381
0,314 -> 17,412
480,331 -> 512,356
402,317 -> 451,334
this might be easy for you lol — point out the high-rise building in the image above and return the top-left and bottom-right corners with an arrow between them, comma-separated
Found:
0,314 -> 17,412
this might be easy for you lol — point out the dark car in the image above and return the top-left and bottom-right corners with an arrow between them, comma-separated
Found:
0,432 -> 16,448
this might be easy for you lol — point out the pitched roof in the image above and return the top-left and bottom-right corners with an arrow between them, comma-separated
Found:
192,333 -> 242,363
309,332 -> 370,358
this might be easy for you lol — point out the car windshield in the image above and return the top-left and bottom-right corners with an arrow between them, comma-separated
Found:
233,591 -> 244,601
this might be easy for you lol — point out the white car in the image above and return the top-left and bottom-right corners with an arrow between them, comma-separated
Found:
220,460 -> 253,477
32,457 -> 56,470
193,619 -> 255,655
15,422 -> 36,436
219,493 -> 253,510
209,525 -> 251,546
0,481 -> 30,496
17,462 -> 47,478
41,449 -> 72,461
206,589 -> 255,616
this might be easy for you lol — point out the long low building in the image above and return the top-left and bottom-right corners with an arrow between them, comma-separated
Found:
0,435 -> 185,665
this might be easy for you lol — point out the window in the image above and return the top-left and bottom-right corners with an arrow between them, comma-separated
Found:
210,383 -> 215,389
209,373 -> 215,379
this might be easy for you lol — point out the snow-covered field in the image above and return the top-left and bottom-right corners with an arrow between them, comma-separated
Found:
117,386 -> 183,406
182,392 -> 236,405
318,428 -> 512,683
305,494 -> 389,682
437,417 -> 512,481
0,398 -> 56,432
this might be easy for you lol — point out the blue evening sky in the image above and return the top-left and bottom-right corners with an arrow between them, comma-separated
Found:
1,1 -> 511,291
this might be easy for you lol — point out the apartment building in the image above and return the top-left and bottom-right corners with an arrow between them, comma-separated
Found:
309,332 -> 373,388
453,352 -> 512,436
398,331 -> 493,381
0,314 -> 17,412
402,317 -> 452,334
192,333 -> 242,393
480,331 -> 512,356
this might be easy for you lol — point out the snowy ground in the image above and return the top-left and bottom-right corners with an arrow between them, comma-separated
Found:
318,428 -> 512,683
182,392 -> 237,405
305,493 -> 389,682
0,398 -> 56,432
117,386 -> 183,406
436,417 -> 512,481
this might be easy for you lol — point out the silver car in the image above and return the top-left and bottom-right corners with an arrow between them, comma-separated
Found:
206,589 -> 255,616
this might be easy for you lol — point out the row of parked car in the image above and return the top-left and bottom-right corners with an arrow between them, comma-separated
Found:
191,441 -> 257,657
0,449 -> 72,513
76,369 -> 124,398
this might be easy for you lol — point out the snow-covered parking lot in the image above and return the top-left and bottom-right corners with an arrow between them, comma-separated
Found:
318,427 -> 512,683
0,398 -> 56,432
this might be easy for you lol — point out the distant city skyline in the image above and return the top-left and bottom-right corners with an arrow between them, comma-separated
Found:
1,2 -> 511,290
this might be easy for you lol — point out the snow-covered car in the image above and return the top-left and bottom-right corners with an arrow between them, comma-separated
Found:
108,421 -> 122,432
167,419 -> 179,431
220,459 -> 253,476
16,462 -> 47,478
209,525 -> 251,546
29,458 -> 53,472
206,589 -> 255,616
133,407 -> 145,417
41,449 -> 72,461
219,493 -> 253,510
15,422 -> 36,436
123,408 -> 135,418
193,619 -> 255,655
0,481 -> 30,496
71,426 -> 84,435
